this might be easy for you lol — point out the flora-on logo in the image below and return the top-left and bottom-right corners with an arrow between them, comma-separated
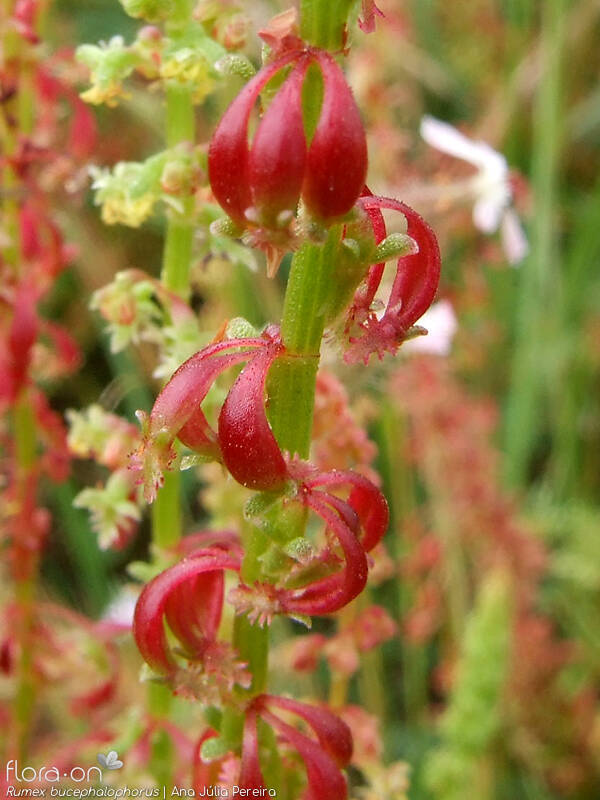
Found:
96,751 -> 123,770
6,759 -> 103,783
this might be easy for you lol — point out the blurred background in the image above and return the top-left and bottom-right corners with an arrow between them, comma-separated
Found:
9,0 -> 600,798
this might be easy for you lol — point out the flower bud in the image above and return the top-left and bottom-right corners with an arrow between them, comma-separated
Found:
254,695 -> 352,799
208,53 -> 299,227
208,48 -> 367,235
302,51 -> 367,221
247,61 -> 308,227
232,695 -> 353,797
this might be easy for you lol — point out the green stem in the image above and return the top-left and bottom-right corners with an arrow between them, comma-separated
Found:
300,0 -> 354,50
503,0 -> 565,487
224,0 -> 353,774
230,0 -> 355,714
224,232 -> 342,775
147,683 -> 175,787
269,229 -> 342,456
161,86 -> 195,299
231,231 -> 343,701
148,47 -> 195,789
13,396 -> 37,761
151,469 -> 182,550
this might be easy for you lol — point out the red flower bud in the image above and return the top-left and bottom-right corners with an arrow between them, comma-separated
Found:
231,696 -> 353,797
252,695 -> 352,799
302,51 -> 368,222
263,695 -> 353,767
283,491 -> 369,616
248,60 -> 310,226
130,333 -> 280,502
228,465 -> 387,621
277,469 -> 387,616
208,52 -> 300,227
303,468 -> 389,552
209,48 -> 367,234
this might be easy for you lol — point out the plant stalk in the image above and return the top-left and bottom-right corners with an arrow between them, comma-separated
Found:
226,0 -> 353,777
148,46 -> 196,788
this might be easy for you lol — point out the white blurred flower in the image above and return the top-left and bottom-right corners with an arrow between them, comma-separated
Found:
420,116 -> 528,265
404,299 -> 458,357
102,586 -> 139,629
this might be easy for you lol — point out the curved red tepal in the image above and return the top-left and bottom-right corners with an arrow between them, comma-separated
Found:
133,548 -> 240,675
345,194 -> 441,364
252,694 -> 352,800
218,342 -> 289,491
302,51 -> 368,222
130,333 -> 281,503
208,51 -> 302,227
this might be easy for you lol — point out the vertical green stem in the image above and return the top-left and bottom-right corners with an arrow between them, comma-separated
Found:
13,397 -> 37,761
269,229 -> 343,456
228,0 -> 357,727
225,0 -> 353,777
152,84 -> 195,552
148,46 -> 195,788
300,0 -> 354,50
151,470 -> 182,550
503,0 -> 565,487
230,232 -> 342,706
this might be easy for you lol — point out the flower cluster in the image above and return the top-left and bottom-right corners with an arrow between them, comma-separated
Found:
130,325 -> 389,621
211,57 -> 442,357
71,1 -> 443,794
208,47 -> 367,234
120,18 -> 442,793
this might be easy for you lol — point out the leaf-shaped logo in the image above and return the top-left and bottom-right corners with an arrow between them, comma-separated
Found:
97,750 -> 123,770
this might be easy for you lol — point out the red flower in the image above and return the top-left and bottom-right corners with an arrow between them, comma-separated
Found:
301,50 -> 368,221
229,467 -> 388,621
194,695 -> 352,798
130,326 -> 287,501
208,48 -> 367,231
218,337 -> 288,490
244,695 -> 352,798
133,543 -> 241,676
132,328 -> 389,620
343,192 -> 441,364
